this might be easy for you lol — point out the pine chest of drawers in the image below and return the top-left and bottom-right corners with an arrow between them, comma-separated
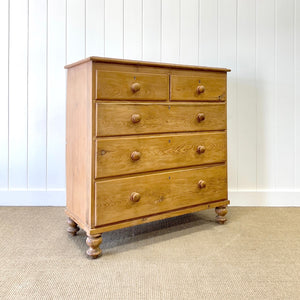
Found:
65,57 -> 230,259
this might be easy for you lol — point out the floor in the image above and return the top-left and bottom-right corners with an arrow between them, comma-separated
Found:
0,207 -> 299,299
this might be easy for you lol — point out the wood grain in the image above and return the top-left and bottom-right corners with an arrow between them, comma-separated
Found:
67,217 -> 80,235
65,56 -> 231,72
215,205 -> 228,224
86,234 -> 102,258
96,70 -> 169,100
96,102 -> 226,136
95,164 -> 227,225
66,62 -> 92,226
66,199 -> 230,234
95,132 -> 226,178
170,74 -> 226,101
65,57 -> 229,258
90,200 -> 230,234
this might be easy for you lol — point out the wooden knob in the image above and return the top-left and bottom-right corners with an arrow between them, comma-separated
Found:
197,113 -> 205,122
131,151 -> 141,161
131,114 -> 141,123
198,180 -> 206,189
131,82 -> 141,93
197,145 -> 206,154
130,192 -> 141,202
196,85 -> 205,94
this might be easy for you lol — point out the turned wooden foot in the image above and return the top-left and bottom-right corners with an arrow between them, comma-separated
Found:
67,217 -> 80,235
86,234 -> 102,259
215,206 -> 228,224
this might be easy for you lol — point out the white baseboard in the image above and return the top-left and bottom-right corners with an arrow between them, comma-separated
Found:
0,190 -> 66,206
229,190 -> 300,206
0,190 -> 299,206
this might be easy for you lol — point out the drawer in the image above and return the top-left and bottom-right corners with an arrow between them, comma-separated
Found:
96,103 -> 226,136
170,74 -> 226,101
95,132 -> 226,178
95,164 -> 227,225
96,70 -> 169,100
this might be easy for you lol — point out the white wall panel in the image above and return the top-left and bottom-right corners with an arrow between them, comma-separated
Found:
161,0 -> 180,63
124,0 -> 142,60
9,0 -> 28,189
180,0 -> 198,65
256,0 -> 276,190
66,0 -> 85,64
105,0 -> 124,58
0,0 -> 9,189
296,0 -> 300,189
47,0 -> 66,189
86,0 -> 105,57
27,0 -> 47,189
1,0 -> 300,205
236,0 -> 257,189
199,0 -> 218,66
276,0 -> 295,188
218,0 -> 237,191
143,0 -> 161,61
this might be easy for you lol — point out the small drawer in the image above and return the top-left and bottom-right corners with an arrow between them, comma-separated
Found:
95,132 -> 226,178
95,164 -> 227,225
170,73 -> 226,101
96,103 -> 226,136
96,70 -> 169,100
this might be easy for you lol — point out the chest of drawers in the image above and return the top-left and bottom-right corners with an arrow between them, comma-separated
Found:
65,57 -> 230,259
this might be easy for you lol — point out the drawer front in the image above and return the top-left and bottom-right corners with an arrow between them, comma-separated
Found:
96,103 -> 226,136
95,164 -> 227,225
170,74 -> 226,101
96,70 -> 169,100
95,132 -> 226,178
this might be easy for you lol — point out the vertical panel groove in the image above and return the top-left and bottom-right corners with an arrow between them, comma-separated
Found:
84,0 -> 86,57
26,0 -> 29,189
160,0 -> 162,61
236,0 -> 239,190
122,0 -> 124,59
197,0 -> 200,65
143,0 -> 160,61
255,0 -> 261,189
8,0 -> 10,189
47,0 -> 67,189
294,0 -> 297,188
46,0 -> 48,189
178,0 -> 181,62
104,0 -> 105,56
65,0 -> 67,63
141,0 -> 143,60
274,0 -> 278,188
217,0 -> 219,65
254,0 -> 257,191
198,0 -> 201,63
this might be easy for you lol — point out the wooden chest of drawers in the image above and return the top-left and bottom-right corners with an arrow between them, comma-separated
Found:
65,57 -> 230,259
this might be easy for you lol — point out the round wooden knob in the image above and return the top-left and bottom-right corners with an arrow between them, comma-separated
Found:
131,113 -> 141,123
130,192 -> 141,202
131,151 -> 141,161
198,180 -> 206,189
131,82 -> 141,93
196,85 -> 205,94
197,145 -> 206,154
197,113 -> 205,122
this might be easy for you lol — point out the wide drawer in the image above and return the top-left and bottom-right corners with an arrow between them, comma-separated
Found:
95,132 -> 226,178
95,164 -> 227,226
170,73 -> 226,101
96,103 -> 226,136
96,70 -> 169,100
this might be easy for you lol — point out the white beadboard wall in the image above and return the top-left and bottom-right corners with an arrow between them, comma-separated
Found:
0,0 -> 300,206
